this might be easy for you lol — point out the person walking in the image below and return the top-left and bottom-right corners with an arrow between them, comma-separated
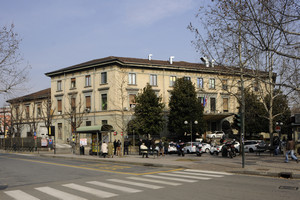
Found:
101,141 -> 108,158
158,140 -> 164,156
164,140 -> 169,155
285,136 -> 298,163
113,139 -> 117,155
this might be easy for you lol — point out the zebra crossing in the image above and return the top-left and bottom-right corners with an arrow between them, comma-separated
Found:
3,169 -> 232,200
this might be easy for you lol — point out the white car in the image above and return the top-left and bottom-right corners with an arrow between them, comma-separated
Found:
244,140 -> 264,153
210,145 -> 223,155
199,143 -> 211,153
168,142 -> 178,153
206,131 -> 225,139
183,142 -> 200,153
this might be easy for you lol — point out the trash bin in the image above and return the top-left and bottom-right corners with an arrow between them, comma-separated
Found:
80,146 -> 85,155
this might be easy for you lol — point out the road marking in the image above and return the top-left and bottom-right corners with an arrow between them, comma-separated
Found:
35,186 -> 87,200
172,171 -> 224,177
87,181 -> 142,193
3,156 -> 183,175
158,172 -> 211,180
4,190 -> 40,200
184,169 -> 232,176
143,175 -> 197,182
127,176 -> 182,186
108,179 -> 163,189
63,183 -> 118,198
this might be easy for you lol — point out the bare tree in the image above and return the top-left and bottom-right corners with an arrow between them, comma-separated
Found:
41,92 -> 55,136
0,24 -> 30,95
9,103 -> 24,137
189,0 -> 298,145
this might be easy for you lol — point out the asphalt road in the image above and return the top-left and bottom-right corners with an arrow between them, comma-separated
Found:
0,153 -> 299,200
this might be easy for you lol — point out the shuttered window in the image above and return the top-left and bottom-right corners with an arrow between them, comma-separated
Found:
57,100 -> 62,113
86,96 -> 91,109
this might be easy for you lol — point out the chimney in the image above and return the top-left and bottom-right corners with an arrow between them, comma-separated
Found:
169,56 -> 175,64
148,54 -> 153,61
201,57 -> 209,67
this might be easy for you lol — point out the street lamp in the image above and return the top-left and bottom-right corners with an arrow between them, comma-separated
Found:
184,120 -> 198,145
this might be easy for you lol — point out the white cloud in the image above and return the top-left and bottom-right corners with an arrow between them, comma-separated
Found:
123,0 -> 195,26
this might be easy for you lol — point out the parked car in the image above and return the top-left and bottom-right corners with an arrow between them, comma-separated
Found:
168,142 -> 178,154
210,145 -> 223,155
244,140 -> 264,153
206,131 -> 225,139
183,142 -> 200,154
199,143 -> 211,153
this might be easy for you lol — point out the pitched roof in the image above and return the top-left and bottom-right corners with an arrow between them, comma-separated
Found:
45,56 -> 241,77
7,88 -> 51,103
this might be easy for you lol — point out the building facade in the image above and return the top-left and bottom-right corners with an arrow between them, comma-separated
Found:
45,56 -> 264,145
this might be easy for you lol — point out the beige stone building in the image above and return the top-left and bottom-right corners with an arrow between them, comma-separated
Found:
44,56 -> 263,145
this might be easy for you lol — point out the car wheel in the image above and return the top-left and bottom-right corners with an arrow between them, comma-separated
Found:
214,151 -> 219,156
187,150 -> 190,154
249,148 -> 254,153
205,148 -> 210,153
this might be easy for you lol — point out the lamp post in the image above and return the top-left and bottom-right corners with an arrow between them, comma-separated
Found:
184,120 -> 198,145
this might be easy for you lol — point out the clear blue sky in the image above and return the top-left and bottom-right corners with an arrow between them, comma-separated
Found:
0,0 -> 206,105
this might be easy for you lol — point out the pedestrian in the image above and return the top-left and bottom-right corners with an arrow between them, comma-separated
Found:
113,139 -> 117,155
124,139 -> 129,155
108,142 -> 113,158
137,139 -> 142,155
140,143 -> 148,158
101,141 -> 108,158
116,140 -> 121,156
158,140 -> 164,156
151,139 -> 156,156
164,140 -> 169,155
285,135 -> 298,163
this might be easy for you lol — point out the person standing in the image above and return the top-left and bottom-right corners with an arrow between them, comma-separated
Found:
116,140 -> 121,156
285,136 -> 298,163
140,143 -> 149,158
164,140 -> 169,155
108,142 -> 113,158
113,139 -> 117,155
101,141 -> 108,158
124,139 -> 129,155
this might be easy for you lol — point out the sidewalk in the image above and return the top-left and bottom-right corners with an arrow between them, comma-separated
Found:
37,151 -> 300,179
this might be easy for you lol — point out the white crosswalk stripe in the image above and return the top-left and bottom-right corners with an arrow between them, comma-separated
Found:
4,190 -> 40,200
143,174 -> 198,182
184,169 -> 232,175
63,183 -> 118,198
172,171 -> 224,177
108,179 -> 163,189
126,176 -> 182,186
35,186 -> 87,200
87,181 -> 142,193
3,169 -> 232,199
158,172 -> 212,180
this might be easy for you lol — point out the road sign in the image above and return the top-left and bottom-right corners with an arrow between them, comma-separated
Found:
49,139 -> 53,144
34,136 -> 37,140
275,126 -> 281,132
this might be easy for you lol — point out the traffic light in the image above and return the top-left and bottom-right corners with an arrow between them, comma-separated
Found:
234,113 -> 241,128
48,126 -> 55,136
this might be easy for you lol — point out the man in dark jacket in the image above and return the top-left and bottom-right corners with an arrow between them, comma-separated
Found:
285,135 -> 298,163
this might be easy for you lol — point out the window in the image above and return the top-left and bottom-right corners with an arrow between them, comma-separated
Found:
57,80 -> 62,91
222,79 -> 228,90
85,96 -> 91,110
184,76 -> 191,81
86,121 -> 91,126
57,99 -> 62,114
71,97 -> 76,111
101,72 -> 107,84
223,98 -> 229,112
253,81 -> 259,92
210,97 -> 216,112
101,94 -> 107,110
85,75 -> 91,87
58,123 -> 62,139
150,74 -> 157,86
37,104 -> 41,117
169,76 -> 176,87
102,120 -> 108,125
197,78 -> 203,88
209,78 -> 215,89
129,94 -> 136,109
25,105 -> 30,118
198,96 -> 207,107
128,73 -> 136,85
71,78 -> 76,89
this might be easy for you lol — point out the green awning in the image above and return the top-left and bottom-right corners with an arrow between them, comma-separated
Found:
76,125 -> 102,133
